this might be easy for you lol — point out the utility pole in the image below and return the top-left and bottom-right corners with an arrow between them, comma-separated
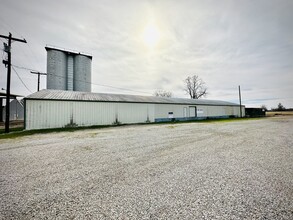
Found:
30,71 -> 47,91
0,33 -> 27,133
238,85 -> 242,118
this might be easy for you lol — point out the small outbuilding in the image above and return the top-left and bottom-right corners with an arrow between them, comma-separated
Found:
24,90 -> 245,130
245,107 -> 266,117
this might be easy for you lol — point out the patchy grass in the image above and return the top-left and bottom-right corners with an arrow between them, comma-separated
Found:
0,127 -> 24,134
0,125 -> 111,140
155,117 -> 263,125
198,117 -> 264,123
0,117 -> 263,140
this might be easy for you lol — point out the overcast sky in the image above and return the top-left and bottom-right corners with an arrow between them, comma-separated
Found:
0,0 -> 292,108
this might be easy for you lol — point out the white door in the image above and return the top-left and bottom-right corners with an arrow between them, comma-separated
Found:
183,107 -> 187,117
189,107 -> 196,117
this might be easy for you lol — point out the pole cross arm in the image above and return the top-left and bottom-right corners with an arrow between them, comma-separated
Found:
0,34 -> 27,43
30,71 -> 47,75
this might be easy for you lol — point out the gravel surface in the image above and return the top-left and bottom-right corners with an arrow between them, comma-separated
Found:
0,117 -> 292,219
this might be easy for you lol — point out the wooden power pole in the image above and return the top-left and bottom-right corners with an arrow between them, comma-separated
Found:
0,33 -> 27,133
238,85 -> 242,118
30,71 -> 47,91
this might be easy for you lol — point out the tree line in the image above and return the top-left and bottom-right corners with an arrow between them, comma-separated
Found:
262,103 -> 292,111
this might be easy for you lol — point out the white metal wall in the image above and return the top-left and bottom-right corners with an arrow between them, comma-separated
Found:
154,104 -> 244,118
155,104 -> 196,118
25,100 -> 244,130
25,100 -> 155,130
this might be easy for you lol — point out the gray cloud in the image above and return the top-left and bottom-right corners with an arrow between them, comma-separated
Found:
0,0 -> 292,108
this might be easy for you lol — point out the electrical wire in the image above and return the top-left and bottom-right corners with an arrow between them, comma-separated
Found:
11,64 -> 153,95
11,66 -> 33,93
2,23 -> 150,95
26,42 -> 41,67
1,16 -> 148,93
11,64 -> 38,72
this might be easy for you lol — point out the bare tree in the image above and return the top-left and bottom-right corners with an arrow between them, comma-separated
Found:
153,89 -> 173,98
184,75 -> 207,99
260,105 -> 267,111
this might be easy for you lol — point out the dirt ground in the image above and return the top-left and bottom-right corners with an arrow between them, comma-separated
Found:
0,120 -> 24,129
0,117 -> 292,219
266,111 -> 293,117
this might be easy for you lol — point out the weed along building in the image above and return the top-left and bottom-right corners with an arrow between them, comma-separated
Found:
24,90 -> 245,130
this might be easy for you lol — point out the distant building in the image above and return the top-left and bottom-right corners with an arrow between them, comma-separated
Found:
0,92 -> 24,122
46,46 -> 92,92
245,108 -> 266,117
2,99 -> 24,121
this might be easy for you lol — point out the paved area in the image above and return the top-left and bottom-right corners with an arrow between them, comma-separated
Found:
0,117 -> 292,219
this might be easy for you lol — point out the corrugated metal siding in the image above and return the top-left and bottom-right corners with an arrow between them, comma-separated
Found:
46,47 -> 92,92
155,104 -> 194,118
117,103 -> 155,123
154,104 -> 243,118
25,100 -> 155,130
74,55 -> 91,92
47,50 -> 67,90
67,55 -> 74,91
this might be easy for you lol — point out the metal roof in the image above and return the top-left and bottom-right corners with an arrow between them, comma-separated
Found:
25,89 -> 241,106
45,45 -> 92,59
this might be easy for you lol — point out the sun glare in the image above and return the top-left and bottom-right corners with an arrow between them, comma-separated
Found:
142,23 -> 160,49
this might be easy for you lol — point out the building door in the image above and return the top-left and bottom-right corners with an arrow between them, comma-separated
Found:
183,107 -> 187,117
189,106 -> 197,117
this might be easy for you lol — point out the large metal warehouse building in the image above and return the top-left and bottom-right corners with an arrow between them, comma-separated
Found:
24,90 -> 245,130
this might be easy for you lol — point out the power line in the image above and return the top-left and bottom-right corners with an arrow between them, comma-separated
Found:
31,71 -> 47,91
11,64 -> 39,72
11,64 -> 153,95
12,66 -> 33,93
0,19 -> 38,71
49,72 -> 153,95
26,42 -> 41,67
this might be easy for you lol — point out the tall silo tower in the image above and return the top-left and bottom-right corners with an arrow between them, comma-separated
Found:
45,46 -> 92,92
74,55 -> 92,92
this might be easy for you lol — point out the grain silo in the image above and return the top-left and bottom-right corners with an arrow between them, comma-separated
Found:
45,46 -> 92,92
46,49 -> 67,90
74,55 -> 92,92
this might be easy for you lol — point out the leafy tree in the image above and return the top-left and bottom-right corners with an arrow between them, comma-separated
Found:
277,103 -> 286,111
184,75 -> 207,99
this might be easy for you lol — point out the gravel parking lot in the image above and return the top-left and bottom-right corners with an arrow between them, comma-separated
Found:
1,117 -> 292,219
